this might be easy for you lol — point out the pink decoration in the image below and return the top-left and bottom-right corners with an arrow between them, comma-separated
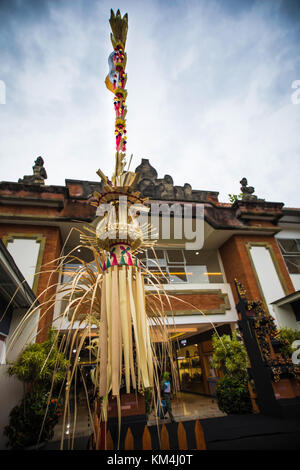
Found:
110,250 -> 118,266
126,251 -> 133,266
116,133 -> 122,151
114,100 -> 121,117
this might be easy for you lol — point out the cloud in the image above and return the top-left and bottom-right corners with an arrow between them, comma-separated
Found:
0,0 -> 299,206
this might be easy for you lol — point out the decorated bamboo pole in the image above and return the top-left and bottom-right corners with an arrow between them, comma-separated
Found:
104,9 -> 129,185
91,10 -> 160,437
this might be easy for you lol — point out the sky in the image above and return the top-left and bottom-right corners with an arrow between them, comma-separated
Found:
0,0 -> 300,206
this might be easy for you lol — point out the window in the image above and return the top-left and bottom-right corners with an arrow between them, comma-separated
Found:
277,239 -> 300,274
291,299 -> 300,322
4,235 -> 45,293
62,263 -> 83,283
62,260 -> 97,284
141,248 -> 224,284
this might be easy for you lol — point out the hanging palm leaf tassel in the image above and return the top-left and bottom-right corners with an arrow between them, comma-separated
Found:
98,245 -> 154,405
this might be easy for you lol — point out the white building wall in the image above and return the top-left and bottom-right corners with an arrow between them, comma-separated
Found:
249,246 -> 285,327
5,308 -> 40,363
272,304 -> 300,331
0,366 -> 23,449
249,245 -> 294,328
290,274 -> 300,291
0,307 -> 39,450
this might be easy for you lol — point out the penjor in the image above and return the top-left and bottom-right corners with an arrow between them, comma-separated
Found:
89,9 -> 159,411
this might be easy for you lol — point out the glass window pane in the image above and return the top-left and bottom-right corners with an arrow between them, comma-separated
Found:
166,249 -> 185,265
143,248 -> 224,284
184,250 -> 223,283
168,267 -> 187,283
284,256 -> 300,274
278,239 -> 300,254
144,266 -> 168,285
62,263 -> 81,283
147,249 -> 166,267
186,266 -> 209,283
7,238 -> 41,288
148,266 -> 168,276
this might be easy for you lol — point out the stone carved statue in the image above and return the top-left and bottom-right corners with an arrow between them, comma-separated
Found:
135,158 -> 158,181
183,183 -> 193,200
174,186 -> 184,200
135,158 -> 196,201
240,177 -> 257,201
18,156 -> 48,185
161,174 -> 175,199
138,178 -> 155,197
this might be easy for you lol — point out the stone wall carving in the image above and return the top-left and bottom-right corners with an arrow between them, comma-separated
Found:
134,158 -> 218,202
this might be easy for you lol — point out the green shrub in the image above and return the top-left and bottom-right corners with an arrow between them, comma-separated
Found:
4,329 -> 68,448
4,391 -> 63,449
212,331 -> 252,414
216,376 -> 252,415
277,327 -> 300,359
212,331 -> 249,380
7,328 -> 68,391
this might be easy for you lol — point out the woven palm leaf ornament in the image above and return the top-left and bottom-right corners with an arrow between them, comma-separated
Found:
91,9 -> 166,416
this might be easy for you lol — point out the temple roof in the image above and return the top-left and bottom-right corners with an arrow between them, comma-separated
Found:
134,159 -> 219,203
0,157 -> 290,232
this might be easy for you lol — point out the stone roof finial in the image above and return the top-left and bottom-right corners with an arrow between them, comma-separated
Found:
240,177 -> 257,201
18,156 -> 47,185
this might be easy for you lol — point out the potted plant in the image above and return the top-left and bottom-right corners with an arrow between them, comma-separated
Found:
4,329 -> 68,449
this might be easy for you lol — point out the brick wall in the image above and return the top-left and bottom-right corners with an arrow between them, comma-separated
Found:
0,224 -> 61,343
220,234 -> 294,304
147,292 -> 227,314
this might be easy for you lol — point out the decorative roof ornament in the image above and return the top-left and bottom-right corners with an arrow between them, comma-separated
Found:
240,177 -> 258,201
103,9 -> 130,188
134,158 -> 201,201
18,156 -> 47,185
109,9 -> 128,49
234,278 -> 247,300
